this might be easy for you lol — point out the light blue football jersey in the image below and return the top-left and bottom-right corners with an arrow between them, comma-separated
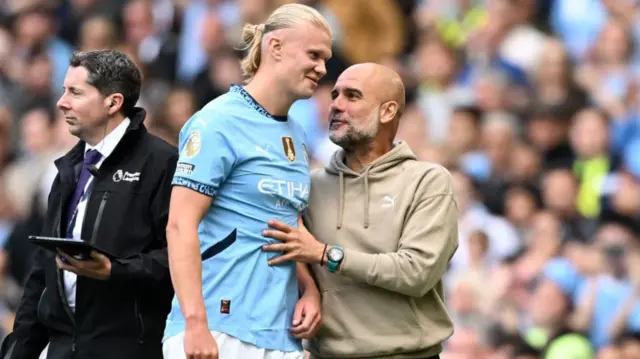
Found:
164,85 -> 311,352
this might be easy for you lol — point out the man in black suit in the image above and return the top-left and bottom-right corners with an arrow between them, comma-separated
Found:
4,49 -> 177,359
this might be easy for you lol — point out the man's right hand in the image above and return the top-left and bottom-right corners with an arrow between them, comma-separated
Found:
184,322 -> 219,359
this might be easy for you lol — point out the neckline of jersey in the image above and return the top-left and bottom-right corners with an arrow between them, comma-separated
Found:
230,84 -> 288,122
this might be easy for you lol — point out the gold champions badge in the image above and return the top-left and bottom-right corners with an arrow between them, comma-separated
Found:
281,136 -> 296,162
185,131 -> 201,158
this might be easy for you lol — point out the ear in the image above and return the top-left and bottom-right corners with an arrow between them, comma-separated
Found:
379,101 -> 399,125
266,35 -> 283,61
104,93 -> 124,116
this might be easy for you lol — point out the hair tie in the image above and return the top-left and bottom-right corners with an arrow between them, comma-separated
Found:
254,24 -> 265,34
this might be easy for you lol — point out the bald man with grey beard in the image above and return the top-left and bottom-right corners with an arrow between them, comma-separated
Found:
261,63 -> 458,359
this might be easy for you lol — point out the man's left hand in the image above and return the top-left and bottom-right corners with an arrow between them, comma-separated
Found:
56,250 -> 112,280
290,288 -> 322,339
262,216 -> 325,266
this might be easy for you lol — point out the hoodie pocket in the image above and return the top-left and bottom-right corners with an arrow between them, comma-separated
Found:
317,284 -> 422,357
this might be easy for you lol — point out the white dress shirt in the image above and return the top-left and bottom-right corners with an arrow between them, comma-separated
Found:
64,118 -> 130,311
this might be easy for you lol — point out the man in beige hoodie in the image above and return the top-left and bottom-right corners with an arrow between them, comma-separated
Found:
262,63 -> 459,359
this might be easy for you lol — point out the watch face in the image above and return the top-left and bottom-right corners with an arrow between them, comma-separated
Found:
327,247 -> 344,262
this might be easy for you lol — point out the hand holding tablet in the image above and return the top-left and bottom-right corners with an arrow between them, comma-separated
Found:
28,236 -> 116,260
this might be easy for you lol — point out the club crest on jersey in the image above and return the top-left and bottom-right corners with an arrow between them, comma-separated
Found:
184,131 -> 201,158
281,136 -> 296,162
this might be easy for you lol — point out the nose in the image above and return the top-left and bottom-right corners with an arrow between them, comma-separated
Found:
330,95 -> 344,114
57,93 -> 70,111
315,60 -> 327,79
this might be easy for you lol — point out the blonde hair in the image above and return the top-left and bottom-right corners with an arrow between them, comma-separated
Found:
239,3 -> 332,82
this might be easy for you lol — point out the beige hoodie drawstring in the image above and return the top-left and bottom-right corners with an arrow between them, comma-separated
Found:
337,171 -> 344,229
363,167 -> 371,228
337,168 -> 372,229
330,142 -> 412,231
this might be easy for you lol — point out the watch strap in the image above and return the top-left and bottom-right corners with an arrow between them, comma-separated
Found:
328,260 -> 339,273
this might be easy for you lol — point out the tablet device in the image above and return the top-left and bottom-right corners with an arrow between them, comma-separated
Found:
28,236 -> 116,260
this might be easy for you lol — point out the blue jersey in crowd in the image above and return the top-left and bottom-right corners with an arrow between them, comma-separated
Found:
163,85 -> 311,352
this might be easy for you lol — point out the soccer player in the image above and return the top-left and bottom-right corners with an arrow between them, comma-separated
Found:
162,4 -> 332,359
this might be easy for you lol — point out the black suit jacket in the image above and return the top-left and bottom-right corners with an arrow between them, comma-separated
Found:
3,108 -> 178,359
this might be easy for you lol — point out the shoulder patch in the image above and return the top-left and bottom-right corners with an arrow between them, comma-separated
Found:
176,162 -> 195,175
184,131 -> 201,158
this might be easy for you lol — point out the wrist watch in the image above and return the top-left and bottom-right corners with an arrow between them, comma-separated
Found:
326,246 -> 344,273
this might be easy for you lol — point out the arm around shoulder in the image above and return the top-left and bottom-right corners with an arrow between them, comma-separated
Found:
339,165 -> 459,297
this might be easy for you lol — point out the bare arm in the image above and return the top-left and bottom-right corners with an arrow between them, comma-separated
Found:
570,278 -> 599,331
297,262 -> 319,295
297,213 -> 321,296
166,186 -> 213,328
293,260 -> 322,339
609,293 -> 637,339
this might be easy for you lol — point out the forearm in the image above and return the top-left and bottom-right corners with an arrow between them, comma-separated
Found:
167,222 -> 207,325
338,246 -> 454,298
570,280 -> 598,330
571,308 -> 593,331
609,296 -> 636,338
109,247 -> 170,283
337,190 -> 458,298
297,262 -> 319,295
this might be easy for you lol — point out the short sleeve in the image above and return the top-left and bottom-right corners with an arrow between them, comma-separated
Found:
172,111 -> 237,197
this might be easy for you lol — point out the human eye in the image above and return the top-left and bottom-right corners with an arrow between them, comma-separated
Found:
347,91 -> 359,100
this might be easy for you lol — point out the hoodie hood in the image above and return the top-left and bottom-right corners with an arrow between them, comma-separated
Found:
325,141 -> 417,229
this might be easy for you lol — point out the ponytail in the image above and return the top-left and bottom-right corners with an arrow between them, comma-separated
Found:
239,23 -> 266,82
238,4 -> 331,83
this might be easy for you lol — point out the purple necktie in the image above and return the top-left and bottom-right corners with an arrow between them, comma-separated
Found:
65,149 -> 102,238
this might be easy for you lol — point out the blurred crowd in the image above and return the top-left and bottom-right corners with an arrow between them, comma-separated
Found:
0,0 -> 640,358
